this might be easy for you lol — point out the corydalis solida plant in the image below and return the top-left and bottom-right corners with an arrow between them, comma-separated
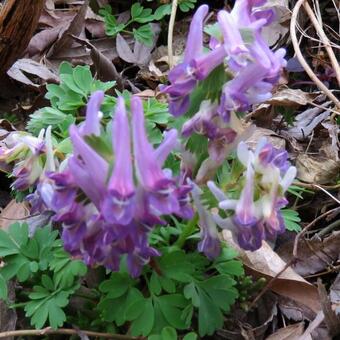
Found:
39,91 -> 193,277
0,0 -> 297,279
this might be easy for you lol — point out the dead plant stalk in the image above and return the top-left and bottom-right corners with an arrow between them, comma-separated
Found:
290,0 -> 340,116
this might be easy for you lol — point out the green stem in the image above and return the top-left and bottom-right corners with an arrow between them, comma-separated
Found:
174,213 -> 199,249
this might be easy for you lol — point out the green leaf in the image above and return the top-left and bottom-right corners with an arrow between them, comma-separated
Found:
215,260 -> 244,277
25,279 -> 75,329
131,3 -> 153,23
159,251 -> 194,283
281,209 -> 302,232
198,289 -> 223,336
183,332 -> 197,340
150,272 -> 162,295
73,66 -> 93,95
48,301 -> 66,329
157,295 -> 188,329
99,273 -> 131,298
41,275 -> 54,291
49,249 -> 87,288
161,327 -> 177,340
153,5 -> 171,20
130,298 -> 155,336
183,282 -> 200,307
133,24 -> 154,46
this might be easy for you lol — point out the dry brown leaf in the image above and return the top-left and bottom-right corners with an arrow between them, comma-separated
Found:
245,127 -> 286,150
27,26 -> 62,56
330,273 -> 340,315
7,59 -> 58,87
296,154 -> 340,184
266,88 -> 313,107
265,322 -> 305,340
222,230 -> 321,313
0,200 -> 30,230
278,232 -> 340,276
48,0 -> 89,57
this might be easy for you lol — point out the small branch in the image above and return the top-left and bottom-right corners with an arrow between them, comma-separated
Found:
302,1 -> 340,86
168,0 -> 178,68
0,327 -> 140,339
293,206 -> 340,257
290,0 -> 340,114
248,206 -> 340,310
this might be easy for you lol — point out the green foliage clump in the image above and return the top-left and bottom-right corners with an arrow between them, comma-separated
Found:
0,223 -> 87,329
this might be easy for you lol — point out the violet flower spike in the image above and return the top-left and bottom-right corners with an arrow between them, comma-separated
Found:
69,125 -> 109,207
160,5 -> 209,116
79,90 -> 105,136
131,96 -> 179,215
102,97 -> 135,225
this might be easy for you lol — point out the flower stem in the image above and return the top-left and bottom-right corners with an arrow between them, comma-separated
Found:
174,213 -> 198,249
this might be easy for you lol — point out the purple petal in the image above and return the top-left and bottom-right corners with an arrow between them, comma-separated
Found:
69,125 -> 109,204
102,97 -> 135,225
80,91 -> 104,136
184,4 -> 209,62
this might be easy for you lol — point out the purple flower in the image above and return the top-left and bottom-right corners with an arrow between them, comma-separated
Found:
132,96 -> 179,215
41,95 -> 193,277
101,97 -> 135,225
191,182 -> 221,259
69,125 -> 109,208
161,5 -> 220,116
209,139 -> 296,251
79,90 -> 104,136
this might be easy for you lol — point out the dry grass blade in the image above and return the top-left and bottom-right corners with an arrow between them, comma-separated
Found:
290,0 -> 340,115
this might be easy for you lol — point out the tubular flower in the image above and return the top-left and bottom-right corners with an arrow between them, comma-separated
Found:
208,138 -> 296,251
161,0 -> 286,134
160,5 -> 226,116
0,126 -> 58,191
191,182 -> 221,259
41,93 -> 194,277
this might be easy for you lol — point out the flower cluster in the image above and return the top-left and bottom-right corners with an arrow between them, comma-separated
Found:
161,0 -> 286,137
0,127 -> 56,191
39,91 -> 193,277
208,138 -> 296,251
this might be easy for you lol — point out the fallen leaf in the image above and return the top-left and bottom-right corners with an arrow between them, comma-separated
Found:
116,24 -> 160,66
27,26 -> 62,56
245,127 -> 286,150
322,122 -> 340,161
266,88 -> 313,107
295,154 -> 340,184
330,273 -> 340,315
0,200 -> 30,230
48,0 -> 89,57
223,230 -> 321,313
278,232 -> 340,276
265,322 -> 305,340
287,105 -> 331,140
7,59 -> 59,87
278,296 -> 316,321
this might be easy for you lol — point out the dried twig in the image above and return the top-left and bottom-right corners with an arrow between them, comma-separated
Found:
290,0 -> 340,114
249,206 -> 340,310
293,206 -> 340,257
0,327 -> 139,339
302,1 -> 340,86
167,0 -> 178,68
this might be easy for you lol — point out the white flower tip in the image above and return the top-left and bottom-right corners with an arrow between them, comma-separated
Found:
281,166 -> 297,191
